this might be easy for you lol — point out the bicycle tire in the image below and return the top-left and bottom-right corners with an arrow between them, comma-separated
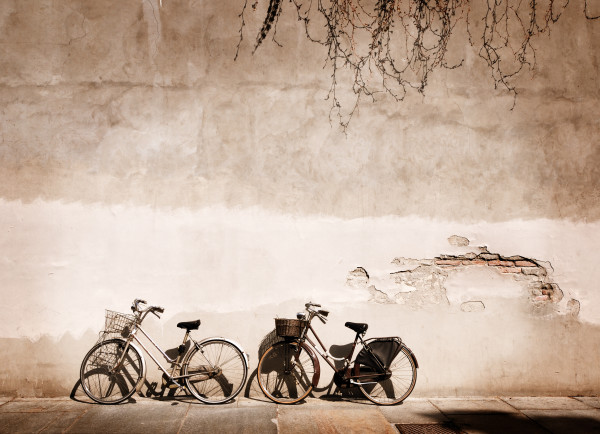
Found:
358,345 -> 417,405
80,338 -> 144,404
257,341 -> 316,404
183,338 -> 248,404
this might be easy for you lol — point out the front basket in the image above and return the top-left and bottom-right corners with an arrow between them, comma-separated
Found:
275,318 -> 307,338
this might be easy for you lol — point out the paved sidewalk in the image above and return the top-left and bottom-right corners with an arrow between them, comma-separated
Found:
1,395 -> 600,434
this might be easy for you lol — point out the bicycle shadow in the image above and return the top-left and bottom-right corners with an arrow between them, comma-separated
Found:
71,342 -> 194,404
69,379 -> 139,405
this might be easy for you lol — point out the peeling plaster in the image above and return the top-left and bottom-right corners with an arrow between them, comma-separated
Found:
461,301 -> 485,312
448,235 -> 470,247
348,241 -> 574,318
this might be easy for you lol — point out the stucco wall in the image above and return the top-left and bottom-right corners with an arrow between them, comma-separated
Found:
0,0 -> 599,397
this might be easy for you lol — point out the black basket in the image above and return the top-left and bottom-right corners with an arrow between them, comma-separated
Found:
275,318 -> 307,338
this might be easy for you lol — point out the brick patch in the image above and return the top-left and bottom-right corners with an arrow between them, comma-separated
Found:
430,248 -> 561,306
500,267 -> 522,273
358,246 -> 566,312
463,260 -> 487,265
515,260 -> 537,267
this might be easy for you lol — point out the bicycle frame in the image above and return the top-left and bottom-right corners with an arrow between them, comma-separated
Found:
112,312 -> 221,389
297,311 -> 390,386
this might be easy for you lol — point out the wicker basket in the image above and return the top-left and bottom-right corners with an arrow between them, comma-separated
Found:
104,310 -> 136,335
275,318 -> 307,338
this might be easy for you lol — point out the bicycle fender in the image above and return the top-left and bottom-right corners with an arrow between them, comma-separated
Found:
194,336 -> 250,366
298,342 -> 320,387
402,344 -> 419,369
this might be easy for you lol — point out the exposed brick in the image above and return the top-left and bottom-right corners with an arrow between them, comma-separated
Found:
462,260 -> 487,266
500,267 -> 522,273
515,260 -> 537,267
522,267 -> 546,276
549,285 -> 564,303
534,295 -> 550,302
487,260 -> 514,266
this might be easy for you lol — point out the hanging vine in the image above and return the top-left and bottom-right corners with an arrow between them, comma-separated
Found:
237,0 -> 595,129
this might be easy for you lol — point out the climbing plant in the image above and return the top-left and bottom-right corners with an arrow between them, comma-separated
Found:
236,0 -> 597,129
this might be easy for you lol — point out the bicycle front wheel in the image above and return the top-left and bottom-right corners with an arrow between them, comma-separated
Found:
80,339 -> 144,404
257,341 -> 316,404
358,345 -> 417,405
183,339 -> 248,404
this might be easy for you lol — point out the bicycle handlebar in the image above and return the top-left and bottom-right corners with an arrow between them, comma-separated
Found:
131,299 -> 165,317
305,302 -> 328,323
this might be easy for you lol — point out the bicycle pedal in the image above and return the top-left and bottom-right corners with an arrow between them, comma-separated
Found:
162,374 -> 182,389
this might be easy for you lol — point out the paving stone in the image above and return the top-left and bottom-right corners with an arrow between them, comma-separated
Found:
179,406 -> 277,434
429,398 -> 517,414
1,396 -> 600,434
379,398 -> 450,424
0,399 -> 87,413
0,412 -> 61,434
40,411 -> 89,433
66,400 -> 188,434
502,396 -> 592,410
448,413 -> 548,434
277,405 -> 397,434
236,397 -> 276,407
522,409 -> 600,434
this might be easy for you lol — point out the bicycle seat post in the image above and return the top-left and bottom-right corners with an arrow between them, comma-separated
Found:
178,330 -> 191,356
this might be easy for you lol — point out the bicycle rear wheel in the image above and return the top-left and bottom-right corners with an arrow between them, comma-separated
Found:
80,339 -> 144,404
358,345 -> 417,405
257,341 -> 316,404
183,339 -> 248,404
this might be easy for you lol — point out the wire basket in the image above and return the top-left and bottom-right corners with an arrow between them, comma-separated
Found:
103,310 -> 136,337
275,318 -> 307,338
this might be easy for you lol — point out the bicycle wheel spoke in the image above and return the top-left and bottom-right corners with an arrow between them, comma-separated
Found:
258,342 -> 315,404
358,346 -> 417,405
184,340 -> 247,404
80,339 -> 144,404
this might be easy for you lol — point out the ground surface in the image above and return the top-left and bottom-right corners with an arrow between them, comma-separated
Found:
1,395 -> 599,433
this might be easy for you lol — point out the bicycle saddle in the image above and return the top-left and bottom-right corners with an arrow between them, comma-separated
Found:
177,320 -> 201,331
345,322 -> 368,334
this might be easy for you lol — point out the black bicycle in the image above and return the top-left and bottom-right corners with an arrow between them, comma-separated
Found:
257,302 -> 418,405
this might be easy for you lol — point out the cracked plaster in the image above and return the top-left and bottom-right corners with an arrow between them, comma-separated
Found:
348,237 -> 576,319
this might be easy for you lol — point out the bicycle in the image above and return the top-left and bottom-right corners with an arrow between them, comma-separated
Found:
257,302 -> 418,405
79,299 -> 248,405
